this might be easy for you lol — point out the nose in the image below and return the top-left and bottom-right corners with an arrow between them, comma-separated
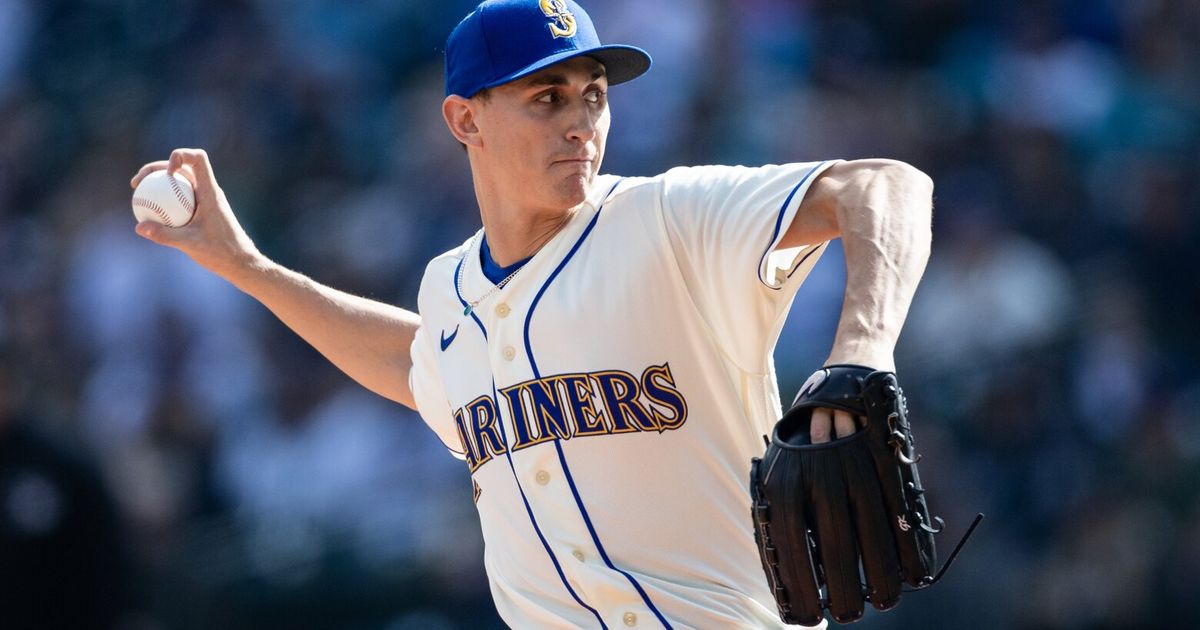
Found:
565,101 -> 598,144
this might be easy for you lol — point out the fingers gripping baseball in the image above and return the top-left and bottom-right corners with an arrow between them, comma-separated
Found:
131,148 -> 262,279
130,160 -> 170,190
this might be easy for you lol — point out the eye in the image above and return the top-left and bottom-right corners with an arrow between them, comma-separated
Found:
586,90 -> 607,104
535,91 -> 559,104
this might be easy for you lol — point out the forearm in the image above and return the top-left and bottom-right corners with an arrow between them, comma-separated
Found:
825,161 -> 933,371
131,150 -> 423,409
226,256 -> 421,408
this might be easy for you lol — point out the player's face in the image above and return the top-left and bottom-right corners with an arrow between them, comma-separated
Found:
475,57 -> 611,210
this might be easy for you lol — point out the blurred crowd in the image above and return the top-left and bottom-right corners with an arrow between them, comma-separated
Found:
0,0 -> 1197,628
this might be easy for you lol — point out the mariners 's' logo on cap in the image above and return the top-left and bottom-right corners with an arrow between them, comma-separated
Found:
540,0 -> 577,38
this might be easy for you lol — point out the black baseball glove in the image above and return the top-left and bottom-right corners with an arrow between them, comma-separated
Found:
749,365 -> 982,626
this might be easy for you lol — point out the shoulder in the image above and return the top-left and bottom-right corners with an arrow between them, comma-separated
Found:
422,234 -> 476,280
591,173 -> 655,205
600,166 -> 745,195
663,162 -> 836,188
651,162 -> 837,211
593,167 -> 743,208
584,166 -> 820,211
652,163 -> 829,198
416,232 -> 478,308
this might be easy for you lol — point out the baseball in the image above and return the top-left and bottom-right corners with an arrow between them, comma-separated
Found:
131,170 -> 195,227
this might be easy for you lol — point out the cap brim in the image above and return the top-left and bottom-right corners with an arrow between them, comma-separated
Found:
481,44 -> 652,93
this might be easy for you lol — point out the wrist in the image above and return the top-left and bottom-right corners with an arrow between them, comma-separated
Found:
218,250 -> 273,291
824,339 -> 896,372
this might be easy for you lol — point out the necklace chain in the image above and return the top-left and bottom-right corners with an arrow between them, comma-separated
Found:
456,209 -> 581,317
456,231 -> 527,316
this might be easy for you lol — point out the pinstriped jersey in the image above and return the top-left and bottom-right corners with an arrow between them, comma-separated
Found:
410,162 -> 837,629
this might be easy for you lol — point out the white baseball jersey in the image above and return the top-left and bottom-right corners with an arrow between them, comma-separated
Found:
410,160 -> 838,629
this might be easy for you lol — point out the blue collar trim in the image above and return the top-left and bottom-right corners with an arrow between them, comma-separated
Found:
480,235 -> 534,285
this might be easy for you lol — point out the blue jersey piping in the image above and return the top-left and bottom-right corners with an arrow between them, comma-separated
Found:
522,179 -> 674,629
452,255 -> 609,629
757,161 -> 829,290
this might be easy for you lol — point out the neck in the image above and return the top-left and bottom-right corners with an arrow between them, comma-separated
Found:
472,175 -> 582,268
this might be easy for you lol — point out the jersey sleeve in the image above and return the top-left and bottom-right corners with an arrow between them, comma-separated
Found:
658,161 -> 840,371
409,324 -> 467,460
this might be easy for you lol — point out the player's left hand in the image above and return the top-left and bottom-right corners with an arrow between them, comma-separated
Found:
809,407 -> 860,443
751,365 -> 981,626
812,349 -> 892,442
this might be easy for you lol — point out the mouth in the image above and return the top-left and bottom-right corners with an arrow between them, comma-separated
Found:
552,156 -> 595,166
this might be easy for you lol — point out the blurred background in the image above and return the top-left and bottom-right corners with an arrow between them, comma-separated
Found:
0,0 -> 1197,628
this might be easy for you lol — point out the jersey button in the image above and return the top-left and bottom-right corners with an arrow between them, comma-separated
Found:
502,346 -> 516,361
496,303 -> 511,318
535,470 -> 550,485
571,549 -> 585,562
622,612 -> 637,626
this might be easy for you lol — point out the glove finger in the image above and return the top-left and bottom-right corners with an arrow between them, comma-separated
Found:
893,484 -> 937,587
862,376 -> 937,587
777,449 -> 824,625
810,448 -> 864,624
867,432 -> 929,586
844,438 -> 902,610
752,448 -> 824,626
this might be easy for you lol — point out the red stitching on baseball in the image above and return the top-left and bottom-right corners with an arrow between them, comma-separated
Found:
167,174 -> 195,214
133,197 -> 177,227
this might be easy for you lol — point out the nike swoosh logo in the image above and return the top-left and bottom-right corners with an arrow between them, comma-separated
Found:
440,325 -> 460,352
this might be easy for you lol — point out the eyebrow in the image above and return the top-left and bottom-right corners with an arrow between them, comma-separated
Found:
524,67 -> 607,88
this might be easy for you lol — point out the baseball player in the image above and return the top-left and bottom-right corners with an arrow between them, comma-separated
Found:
131,0 -> 932,627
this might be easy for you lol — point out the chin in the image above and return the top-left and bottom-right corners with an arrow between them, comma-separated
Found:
550,173 -> 592,208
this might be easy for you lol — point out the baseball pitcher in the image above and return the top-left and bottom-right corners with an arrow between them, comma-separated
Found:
131,1 -> 977,627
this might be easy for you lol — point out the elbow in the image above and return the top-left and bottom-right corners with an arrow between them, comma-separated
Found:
822,158 -> 935,254
876,159 -> 934,212
903,164 -> 935,225
863,159 -> 933,261
879,159 -> 933,236
843,158 -> 934,211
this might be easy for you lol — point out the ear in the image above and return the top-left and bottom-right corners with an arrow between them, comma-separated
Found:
443,95 -> 483,148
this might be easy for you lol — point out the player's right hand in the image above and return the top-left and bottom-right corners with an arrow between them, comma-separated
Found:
131,148 -> 263,280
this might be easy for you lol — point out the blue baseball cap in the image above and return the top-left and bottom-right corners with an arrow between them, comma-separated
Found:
445,0 -> 652,98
